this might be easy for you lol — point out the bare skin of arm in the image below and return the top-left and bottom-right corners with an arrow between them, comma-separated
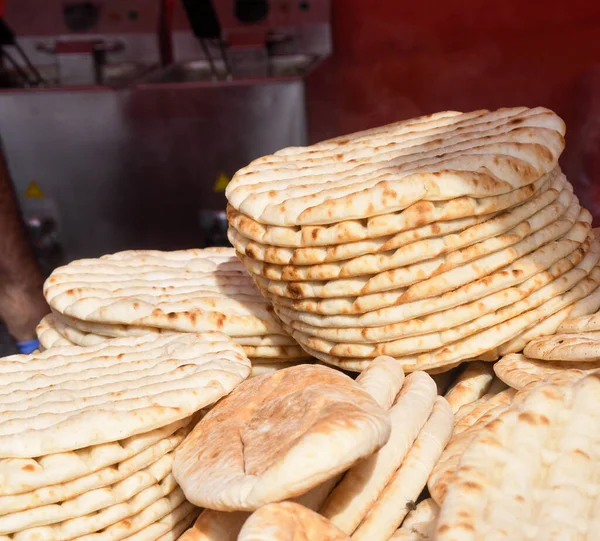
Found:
0,148 -> 48,341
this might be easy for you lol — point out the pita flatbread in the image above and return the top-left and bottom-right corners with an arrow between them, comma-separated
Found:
261,232 -> 590,319
53,311 -> 298,348
0,450 -> 175,534
351,397 -> 453,541
497,280 -> 600,355
240,195 -> 582,289
0,333 -> 250,457
524,332 -> 600,362
558,311 -> 600,334
176,511 -> 249,541
427,389 -> 515,506
493,354 -> 600,391
274,244 -> 580,343
36,315 -> 73,349
227,107 -> 564,226
122,503 -> 198,541
175,475 -> 341,541
0,422 -> 191,515
228,213 -> 490,266
354,356 -> 405,410
176,360 -> 403,539
238,503 -> 350,541
285,250 -> 600,373
49,316 -> 303,361
226,172 -> 549,248
320,372 -> 437,533
228,171 -> 567,267
280,254 -> 600,360
273,231 -> 592,343
173,365 -> 391,511
436,373 -> 600,540
44,249 -> 290,338
443,362 -> 494,413
400,202 -> 586,303
0,479 -> 185,541
0,417 -> 192,497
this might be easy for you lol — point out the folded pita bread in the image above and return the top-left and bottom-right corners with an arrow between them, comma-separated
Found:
173,365 -> 391,511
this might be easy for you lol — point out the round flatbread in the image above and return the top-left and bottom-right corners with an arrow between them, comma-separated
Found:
0,333 -> 250,458
122,503 -> 199,541
36,314 -> 73,349
241,196 -> 582,294
44,248 -> 290,339
0,450 -> 176,534
228,170 -> 566,267
524,333 -> 600,362
558,311 -> 600,334
260,232 -> 591,320
226,107 -> 564,226
350,397 -> 453,541
0,481 -> 186,541
230,173 -> 570,277
225,173 -> 548,248
0,422 -> 191,515
493,354 -> 600,391
443,362 -> 495,413
0,417 -> 192,498
173,365 -> 391,511
320,372 -> 438,534
427,389 -> 515,506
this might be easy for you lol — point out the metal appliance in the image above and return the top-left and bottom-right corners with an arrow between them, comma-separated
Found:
0,0 -> 331,264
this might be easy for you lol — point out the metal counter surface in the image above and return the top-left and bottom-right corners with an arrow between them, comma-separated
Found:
0,79 -> 307,264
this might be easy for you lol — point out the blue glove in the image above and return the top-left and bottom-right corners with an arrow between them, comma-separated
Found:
16,338 -> 40,354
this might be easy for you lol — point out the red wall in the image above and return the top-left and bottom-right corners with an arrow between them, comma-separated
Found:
306,0 -> 600,218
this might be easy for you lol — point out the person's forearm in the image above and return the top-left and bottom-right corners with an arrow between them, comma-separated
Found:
0,148 -> 48,341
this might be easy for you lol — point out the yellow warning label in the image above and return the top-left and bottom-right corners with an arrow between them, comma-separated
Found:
24,181 -> 45,199
213,172 -> 230,193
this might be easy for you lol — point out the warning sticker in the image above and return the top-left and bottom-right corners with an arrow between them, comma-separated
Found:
213,172 -> 230,193
24,181 -> 45,199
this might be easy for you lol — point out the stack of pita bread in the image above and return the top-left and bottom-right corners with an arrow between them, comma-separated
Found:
225,107 -> 600,374
36,248 -> 308,375
492,304 -> 600,392
174,358 -> 454,541
0,332 -> 252,540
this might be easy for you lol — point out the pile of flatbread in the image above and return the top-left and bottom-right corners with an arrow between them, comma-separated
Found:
226,107 -> 600,374
11,106 -> 600,540
491,304 -> 600,392
36,248 -> 308,375
174,358 -> 454,541
0,332 -> 252,540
